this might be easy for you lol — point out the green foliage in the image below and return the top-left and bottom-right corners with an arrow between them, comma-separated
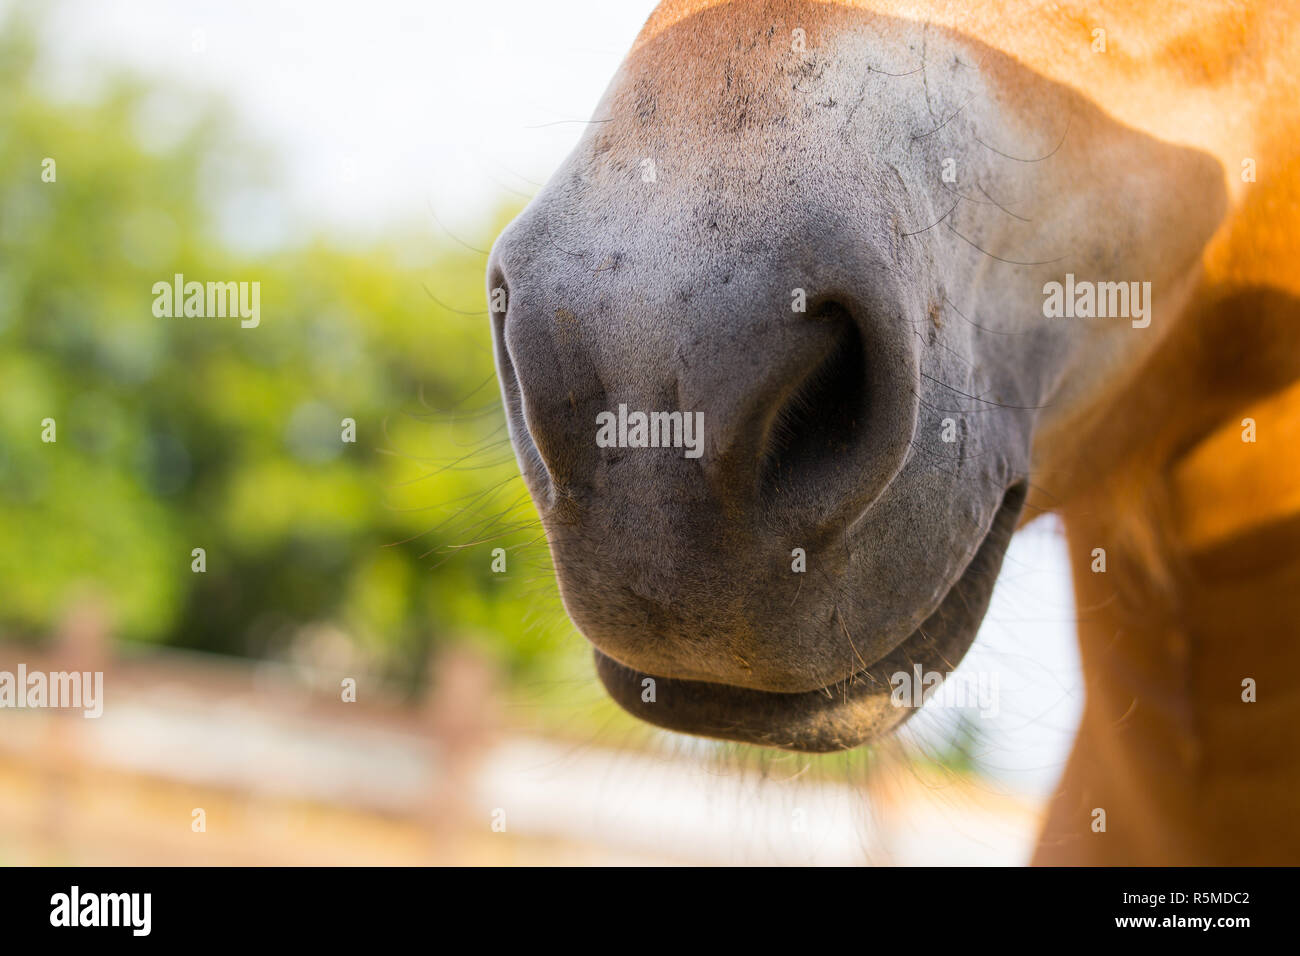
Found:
0,17 -> 567,691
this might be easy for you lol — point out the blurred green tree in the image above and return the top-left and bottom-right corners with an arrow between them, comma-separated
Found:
0,13 -> 566,693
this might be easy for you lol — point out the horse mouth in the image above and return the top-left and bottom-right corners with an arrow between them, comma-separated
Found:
592,483 -> 1026,753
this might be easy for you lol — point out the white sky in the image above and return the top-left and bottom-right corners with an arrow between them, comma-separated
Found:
27,0 -> 659,242
19,0 -> 1083,797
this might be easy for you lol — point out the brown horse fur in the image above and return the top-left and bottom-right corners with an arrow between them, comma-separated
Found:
491,1 -> 1300,864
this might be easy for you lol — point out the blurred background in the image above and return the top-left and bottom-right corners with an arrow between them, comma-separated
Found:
0,0 -> 1085,864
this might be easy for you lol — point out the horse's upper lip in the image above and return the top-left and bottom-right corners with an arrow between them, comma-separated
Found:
592,483 -> 1026,752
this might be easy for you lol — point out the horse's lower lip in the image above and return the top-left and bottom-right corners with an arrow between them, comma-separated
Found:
592,636 -> 924,753
591,483 -> 1026,752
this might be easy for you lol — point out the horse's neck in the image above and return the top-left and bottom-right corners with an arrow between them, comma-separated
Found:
1037,497 -> 1300,864
1038,461 -> 1300,863
1032,277 -> 1300,862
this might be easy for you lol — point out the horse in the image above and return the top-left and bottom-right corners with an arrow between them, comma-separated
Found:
486,0 -> 1300,864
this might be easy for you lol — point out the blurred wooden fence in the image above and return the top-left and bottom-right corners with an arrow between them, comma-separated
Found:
0,630 -> 1042,865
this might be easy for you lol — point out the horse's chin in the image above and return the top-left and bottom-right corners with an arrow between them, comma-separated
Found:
592,483 -> 1026,753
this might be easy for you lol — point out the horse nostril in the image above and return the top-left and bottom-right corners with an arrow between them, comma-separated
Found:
487,275 -> 539,474
488,279 -> 514,394
760,300 -> 868,498
488,271 -> 509,326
